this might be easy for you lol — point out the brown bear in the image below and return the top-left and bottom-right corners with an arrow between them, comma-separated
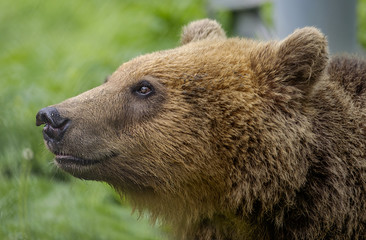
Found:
36,19 -> 366,239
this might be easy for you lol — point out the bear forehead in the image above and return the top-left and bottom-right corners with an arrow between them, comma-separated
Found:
110,38 -> 261,88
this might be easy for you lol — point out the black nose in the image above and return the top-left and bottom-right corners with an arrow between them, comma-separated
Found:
36,107 -> 70,141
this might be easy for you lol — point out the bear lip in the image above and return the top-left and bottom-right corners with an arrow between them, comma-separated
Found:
55,154 -> 102,166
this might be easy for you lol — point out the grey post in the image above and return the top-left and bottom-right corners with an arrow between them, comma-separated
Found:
274,0 -> 359,54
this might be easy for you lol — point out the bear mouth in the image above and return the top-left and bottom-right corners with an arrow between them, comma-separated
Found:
55,155 -> 102,166
51,148 -> 118,180
54,153 -> 112,180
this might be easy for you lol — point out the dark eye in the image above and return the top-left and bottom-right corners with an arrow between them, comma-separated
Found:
138,86 -> 152,95
132,80 -> 155,98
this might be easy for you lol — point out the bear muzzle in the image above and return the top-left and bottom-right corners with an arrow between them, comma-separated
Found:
36,106 -> 70,143
36,106 -> 114,178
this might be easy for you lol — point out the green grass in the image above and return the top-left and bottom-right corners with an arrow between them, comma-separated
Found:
1,0 -> 366,239
0,0 -> 206,239
0,177 -> 162,240
358,0 -> 366,49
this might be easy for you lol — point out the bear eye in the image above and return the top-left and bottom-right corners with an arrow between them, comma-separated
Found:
132,80 -> 155,98
138,86 -> 152,95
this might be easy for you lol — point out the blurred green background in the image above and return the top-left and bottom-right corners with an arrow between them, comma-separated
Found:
1,0 -> 366,239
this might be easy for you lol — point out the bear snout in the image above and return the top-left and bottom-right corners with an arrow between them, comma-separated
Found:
36,107 -> 70,142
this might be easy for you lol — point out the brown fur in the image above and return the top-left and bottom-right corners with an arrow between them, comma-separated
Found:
37,19 -> 366,239
180,19 -> 226,45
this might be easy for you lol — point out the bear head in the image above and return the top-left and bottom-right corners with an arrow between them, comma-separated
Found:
36,19 -> 328,230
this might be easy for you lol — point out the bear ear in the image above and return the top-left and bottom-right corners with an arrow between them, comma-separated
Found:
275,27 -> 329,91
180,19 -> 226,45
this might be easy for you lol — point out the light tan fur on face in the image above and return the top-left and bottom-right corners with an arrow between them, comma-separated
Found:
40,19 -> 365,240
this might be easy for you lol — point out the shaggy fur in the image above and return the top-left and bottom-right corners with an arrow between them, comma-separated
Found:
37,19 -> 366,239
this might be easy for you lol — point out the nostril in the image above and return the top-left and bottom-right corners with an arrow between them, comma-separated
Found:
43,121 -> 70,141
36,107 -> 68,128
36,107 -> 70,141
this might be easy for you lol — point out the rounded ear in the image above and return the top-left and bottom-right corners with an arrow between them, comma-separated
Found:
276,27 -> 329,91
180,19 -> 226,45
